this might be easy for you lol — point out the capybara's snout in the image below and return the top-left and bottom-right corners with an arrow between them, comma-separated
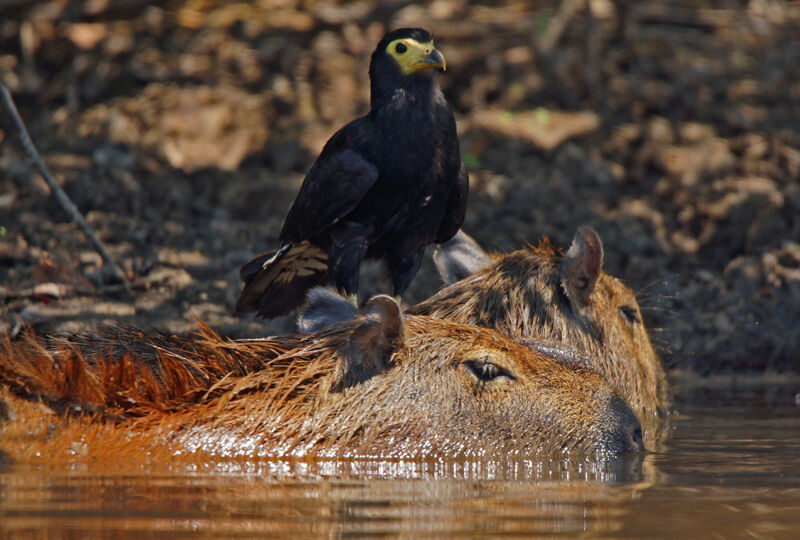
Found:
602,394 -> 645,455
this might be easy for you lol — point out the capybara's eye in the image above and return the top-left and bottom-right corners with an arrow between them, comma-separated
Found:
463,358 -> 516,382
619,305 -> 641,324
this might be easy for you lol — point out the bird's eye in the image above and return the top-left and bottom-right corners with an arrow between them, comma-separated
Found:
463,358 -> 516,382
619,305 -> 641,324
395,42 -> 407,54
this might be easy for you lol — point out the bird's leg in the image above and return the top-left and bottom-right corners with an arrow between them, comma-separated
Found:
388,246 -> 425,301
328,223 -> 372,303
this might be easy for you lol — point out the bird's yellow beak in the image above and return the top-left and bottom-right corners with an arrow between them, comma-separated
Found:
387,38 -> 446,75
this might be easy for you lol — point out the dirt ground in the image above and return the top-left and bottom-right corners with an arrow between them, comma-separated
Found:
0,0 -> 798,374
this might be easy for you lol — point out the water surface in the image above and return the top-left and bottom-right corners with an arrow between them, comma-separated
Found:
1,382 -> 798,538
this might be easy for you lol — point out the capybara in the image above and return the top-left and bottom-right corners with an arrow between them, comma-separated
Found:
408,227 -> 669,435
0,296 -> 643,464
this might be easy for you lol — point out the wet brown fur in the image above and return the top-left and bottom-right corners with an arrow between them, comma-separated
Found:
0,314 -> 640,464
410,238 -> 669,435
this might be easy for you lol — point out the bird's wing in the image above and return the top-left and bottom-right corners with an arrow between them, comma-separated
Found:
435,161 -> 469,243
279,124 -> 378,243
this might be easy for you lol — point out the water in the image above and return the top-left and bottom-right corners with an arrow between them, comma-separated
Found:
1,382 -> 798,538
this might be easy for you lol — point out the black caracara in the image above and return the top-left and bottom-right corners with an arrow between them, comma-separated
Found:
236,28 -> 468,318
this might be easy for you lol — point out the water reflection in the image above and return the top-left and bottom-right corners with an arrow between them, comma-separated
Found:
0,454 -> 657,537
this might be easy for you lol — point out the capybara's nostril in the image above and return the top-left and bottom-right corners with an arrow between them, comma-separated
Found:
606,394 -> 645,454
632,427 -> 644,452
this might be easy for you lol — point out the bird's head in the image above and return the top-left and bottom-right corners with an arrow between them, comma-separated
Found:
369,28 -> 446,105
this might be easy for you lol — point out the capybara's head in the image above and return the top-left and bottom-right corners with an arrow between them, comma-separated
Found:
0,296 -> 643,462
289,295 -> 644,459
409,227 -> 669,434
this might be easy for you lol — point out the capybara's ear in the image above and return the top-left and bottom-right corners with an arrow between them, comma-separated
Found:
560,226 -> 604,308
331,295 -> 405,391
517,339 -> 592,370
298,287 -> 358,333
433,230 -> 492,285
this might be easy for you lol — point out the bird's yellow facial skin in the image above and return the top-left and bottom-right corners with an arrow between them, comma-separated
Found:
386,38 -> 446,74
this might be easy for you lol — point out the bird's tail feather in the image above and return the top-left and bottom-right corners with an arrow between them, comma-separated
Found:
235,241 -> 329,318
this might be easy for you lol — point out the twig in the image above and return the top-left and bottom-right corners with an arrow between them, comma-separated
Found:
0,82 -> 127,285
584,0 -> 601,107
538,0 -> 586,56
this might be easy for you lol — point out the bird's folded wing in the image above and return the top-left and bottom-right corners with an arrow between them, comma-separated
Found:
279,147 -> 379,243
435,161 -> 469,243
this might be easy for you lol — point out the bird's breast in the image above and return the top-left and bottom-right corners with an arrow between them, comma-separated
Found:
357,97 -> 457,245
372,116 -> 444,178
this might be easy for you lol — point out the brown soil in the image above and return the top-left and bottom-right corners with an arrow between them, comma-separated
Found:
1,1 -> 798,374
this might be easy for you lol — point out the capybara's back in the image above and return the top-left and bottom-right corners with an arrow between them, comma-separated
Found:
410,227 -> 669,435
0,297 -> 642,464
